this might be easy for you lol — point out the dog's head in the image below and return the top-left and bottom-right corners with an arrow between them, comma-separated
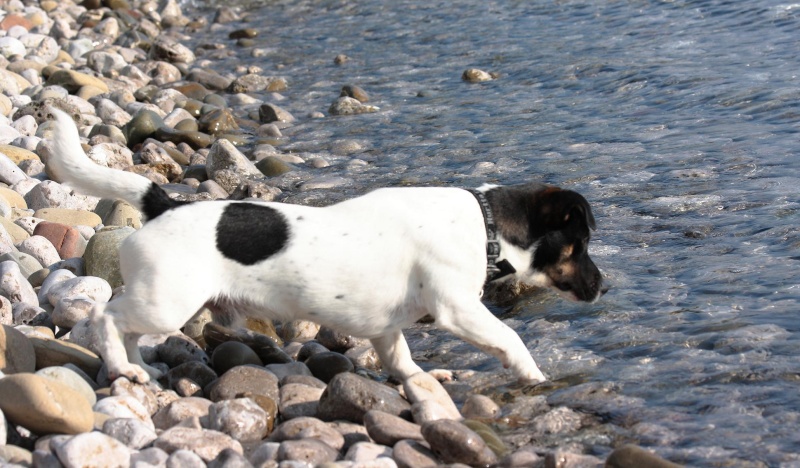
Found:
528,187 -> 605,302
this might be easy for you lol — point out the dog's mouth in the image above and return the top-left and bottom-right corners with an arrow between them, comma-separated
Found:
552,278 -> 607,303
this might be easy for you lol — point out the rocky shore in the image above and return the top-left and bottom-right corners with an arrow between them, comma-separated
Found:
0,0 -> 683,467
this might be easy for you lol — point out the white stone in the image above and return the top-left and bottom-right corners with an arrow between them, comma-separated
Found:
0,152 -> 27,185
16,235 -> 61,268
93,395 -> 155,430
36,366 -> 98,406
344,442 -> 393,462
103,417 -> 158,450
54,432 -> 132,468
37,269 -> 76,304
403,372 -> 461,419
11,115 -> 37,137
0,37 -> 25,58
0,260 -> 38,306
45,275 -> 112,307
207,398 -> 269,442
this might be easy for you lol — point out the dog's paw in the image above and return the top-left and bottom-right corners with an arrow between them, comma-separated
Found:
110,364 -> 152,384
428,369 -> 455,382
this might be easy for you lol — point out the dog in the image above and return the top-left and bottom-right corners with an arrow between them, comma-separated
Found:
46,107 -> 605,384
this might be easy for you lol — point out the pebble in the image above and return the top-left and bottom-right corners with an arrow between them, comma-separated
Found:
154,426 -> 243,462
305,350 -> 355,383
278,439 -> 338,464
102,417 -> 158,449
0,324 -> 36,373
0,260 -> 38,306
53,431 -> 132,468
211,340 -> 263,374
208,397 -> 270,442
364,410 -> 424,446
421,419 -> 498,467
403,372 -> 461,420
279,382 -> 325,419
209,364 -> 280,402
0,373 -> 94,435
329,96 -> 380,115
317,372 -> 412,423
82,226 -> 134,289
461,393 -> 501,419
36,366 -> 97,406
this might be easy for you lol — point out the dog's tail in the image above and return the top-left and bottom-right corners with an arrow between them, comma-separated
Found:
47,107 -> 182,221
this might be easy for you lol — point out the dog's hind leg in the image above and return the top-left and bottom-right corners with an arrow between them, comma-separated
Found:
370,331 -> 426,381
123,333 -> 162,380
434,299 -> 547,385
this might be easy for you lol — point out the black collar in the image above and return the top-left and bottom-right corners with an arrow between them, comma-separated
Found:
467,189 -> 517,282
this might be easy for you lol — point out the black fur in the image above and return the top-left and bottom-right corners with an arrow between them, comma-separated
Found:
216,203 -> 289,265
141,183 -> 186,221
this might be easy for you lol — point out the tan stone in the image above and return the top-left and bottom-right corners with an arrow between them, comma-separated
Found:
46,69 -> 109,94
0,217 -> 29,243
0,324 -> 36,374
33,208 -> 102,227
29,336 -> 103,378
0,186 -> 28,208
0,373 -> 94,435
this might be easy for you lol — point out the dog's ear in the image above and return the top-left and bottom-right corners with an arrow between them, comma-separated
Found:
533,187 -> 596,232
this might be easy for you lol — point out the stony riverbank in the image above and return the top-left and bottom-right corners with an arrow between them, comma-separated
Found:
0,0 -> 683,467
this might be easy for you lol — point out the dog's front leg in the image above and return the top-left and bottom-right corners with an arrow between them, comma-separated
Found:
434,299 -> 547,385
93,303 -> 151,383
370,331 -> 426,381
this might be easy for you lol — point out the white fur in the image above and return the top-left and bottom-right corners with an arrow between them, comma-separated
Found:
46,108 -> 548,384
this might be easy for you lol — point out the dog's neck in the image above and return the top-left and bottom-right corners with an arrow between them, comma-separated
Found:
468,188 -> 517,282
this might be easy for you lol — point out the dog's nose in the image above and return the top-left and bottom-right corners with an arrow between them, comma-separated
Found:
600,285 -> 609,296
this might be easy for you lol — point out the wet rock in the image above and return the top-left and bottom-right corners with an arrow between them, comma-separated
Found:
305,351 -> 355,383
279,383 -> 324,419
412,399 -> 460,425
278,439 -> 338,464
393,439 -> 439,468
461,393 -> 501,419
103,417 -> 158,449
199,108 -> 239,135
421,419 -> 497,467
54,432 -> 132,468
498,447 -> 542,467
0,373 -> 94,435
0,324 -> 35,373
228,75 -> 287,94
153,126 -> 215,149
315,326 -> 369,352
463,419 -> 508,457
209,365 -> 280,402
329,96 -> 379,115
258,103 -> 295,124
317,372 -> 411,423
186,69 -> 232,91
154,427 -> 243,462
341,85 -> 370,103
122,110 -> 165,147
544,451 -> 603,468
605,444 -> 682,468
364,410 -> 424,446
256,156 -> 294,177
206,138 -> 261,179
208,398 -> 270,442
150,37 -> 196,63
211,341 -> 262,375
462,68 -> 494,82
403,372 -> 461,420
533,406 -> 584,435
152,397 -> 212,430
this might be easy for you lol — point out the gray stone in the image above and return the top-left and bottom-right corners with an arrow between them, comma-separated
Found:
258,103 -> 295,124
153,397 -> 213,430
268,416 -> 345,451
0,152 -> 27,185
54,432 -> 132,468
0,250 -> 44,278
207,448 -> 253,468
130,447 -> 169,467
208,398 -> 270,442
278,439 -> 337,464
103,417 -> 158,449
167,449 -> 206,468
364,410 -> 423,446
328,96 -> 379,116
545,451 -> 604,468
279,383 -> 324,420
421,419 -> 497,467
83,226 -> 135,289
315,326 -> 370,352
211,340 -> 262,375
393,439 -> 439,468
155,427 -> 243,462
157,334 -> 209,368
317,372 -> 411,423
205,138 -> 261,179
265,361 -> 312,380
533,406 -> 584,435
305,351 -> 354,383
344,441 -> 393,462
150,37 -> 196,63
605,444 -> 682,468
209,365 -> 280,403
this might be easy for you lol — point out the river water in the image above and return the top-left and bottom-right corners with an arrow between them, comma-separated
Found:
186,0 -> 800,465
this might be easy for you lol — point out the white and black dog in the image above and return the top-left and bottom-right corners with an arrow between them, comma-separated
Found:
46,108 -> 605,384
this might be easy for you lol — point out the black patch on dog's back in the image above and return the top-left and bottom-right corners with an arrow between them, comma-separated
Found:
216,203 -> 289,265
141,182 -> 186,221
